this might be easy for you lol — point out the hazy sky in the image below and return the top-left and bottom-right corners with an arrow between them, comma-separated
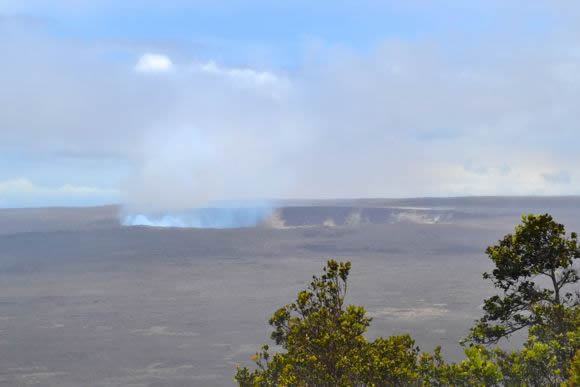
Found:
1,1 -> 579,208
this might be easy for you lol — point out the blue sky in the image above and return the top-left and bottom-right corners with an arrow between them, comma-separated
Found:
1,1 -> 579,208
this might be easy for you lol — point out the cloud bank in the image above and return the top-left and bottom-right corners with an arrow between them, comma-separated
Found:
0,178 -> 119,208
1,4 -> 580,213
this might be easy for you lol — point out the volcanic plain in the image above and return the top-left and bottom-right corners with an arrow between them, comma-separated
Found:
0,197 -> 579,386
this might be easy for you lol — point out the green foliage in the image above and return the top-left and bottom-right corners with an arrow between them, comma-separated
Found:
463,214 -> 580,385
567,350 -> 580,385
236,214 -> 580,386
456,346 -> 503,386
235,260 -> 423,385
418,345 -> 503,386
490,304 -> 580,385
467,214 -> 580,345
418,346 -> 459,385
364,335 -> 421,384
265,260 -> 371,385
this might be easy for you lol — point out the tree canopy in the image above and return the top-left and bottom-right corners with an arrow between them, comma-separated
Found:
236,214 -> 580,386
468,214 -> 580,345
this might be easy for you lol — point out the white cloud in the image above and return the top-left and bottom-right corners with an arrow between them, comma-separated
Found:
135,53 -> 173,73
192,61 -> 280,85
2,7 -> 580,209
188,61 -> 290,100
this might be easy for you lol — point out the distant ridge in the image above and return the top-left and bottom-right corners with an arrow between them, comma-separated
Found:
2,196 -> 579,233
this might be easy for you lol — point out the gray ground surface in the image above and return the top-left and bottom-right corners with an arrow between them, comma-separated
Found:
0,197 -> 579,386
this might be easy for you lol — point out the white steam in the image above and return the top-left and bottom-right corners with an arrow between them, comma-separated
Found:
121,206 -> 273,229
2,14 -> 580,220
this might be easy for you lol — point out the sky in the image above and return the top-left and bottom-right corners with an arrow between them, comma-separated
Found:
1,1 -> 580,209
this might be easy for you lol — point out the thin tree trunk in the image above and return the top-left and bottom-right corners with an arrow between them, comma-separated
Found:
550,268 -> 560,305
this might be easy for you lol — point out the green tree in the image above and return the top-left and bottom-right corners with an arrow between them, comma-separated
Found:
237,215 -> 580,385
467,214 -> 580,345
234,260 -> 423,386
489,307 -> 578,386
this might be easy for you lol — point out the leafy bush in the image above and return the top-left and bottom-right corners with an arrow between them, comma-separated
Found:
236,214 -> 580,386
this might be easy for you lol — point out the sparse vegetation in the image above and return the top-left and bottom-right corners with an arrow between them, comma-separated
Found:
236,214 -> 580,386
